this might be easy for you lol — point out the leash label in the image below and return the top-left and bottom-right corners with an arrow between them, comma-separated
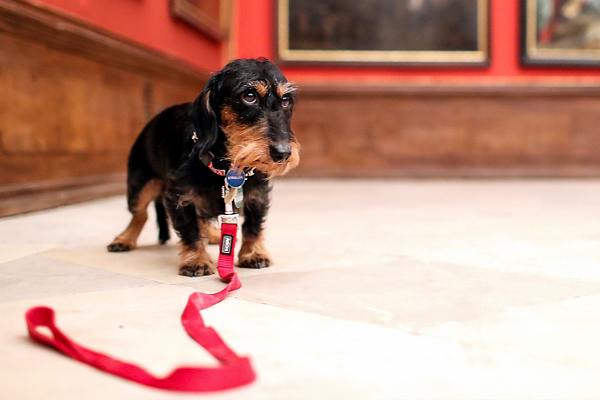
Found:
220,234 -> 234,255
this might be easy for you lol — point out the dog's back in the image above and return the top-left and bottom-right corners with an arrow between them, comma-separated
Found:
129,103 -> 195,182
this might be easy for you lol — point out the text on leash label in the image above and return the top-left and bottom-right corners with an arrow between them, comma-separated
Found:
220,234 -> 234,255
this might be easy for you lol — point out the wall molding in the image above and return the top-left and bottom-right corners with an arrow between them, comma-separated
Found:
297,83 -> 600,97
0,0 -> 208,83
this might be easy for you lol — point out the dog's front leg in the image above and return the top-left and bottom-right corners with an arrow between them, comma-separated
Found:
164,197 -> 215,277
238,187 -> 271,269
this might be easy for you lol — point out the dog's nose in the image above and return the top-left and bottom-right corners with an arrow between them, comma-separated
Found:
269,144 -> 292,163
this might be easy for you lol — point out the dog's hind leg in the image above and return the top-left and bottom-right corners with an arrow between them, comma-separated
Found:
199,220 -> 220,245
155,195 -> 170,245
108,179 -> 163,252
163,197 -> 215,276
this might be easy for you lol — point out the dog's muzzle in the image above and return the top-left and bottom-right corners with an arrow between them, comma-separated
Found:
269,143 -> 292,163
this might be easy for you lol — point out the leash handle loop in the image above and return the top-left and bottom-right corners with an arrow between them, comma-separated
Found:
24,217 -> 254,393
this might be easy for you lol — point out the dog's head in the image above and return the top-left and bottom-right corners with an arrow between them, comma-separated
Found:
193,58 -> 300,178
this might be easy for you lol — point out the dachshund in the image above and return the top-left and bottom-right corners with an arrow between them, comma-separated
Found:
107,58 -> 300,276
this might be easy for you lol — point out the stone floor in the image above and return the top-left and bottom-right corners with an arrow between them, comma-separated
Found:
2,178 -> 600,399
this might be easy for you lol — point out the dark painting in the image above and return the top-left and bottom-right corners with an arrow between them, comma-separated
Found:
277,0 -> 488,64
522,0 -> 600,65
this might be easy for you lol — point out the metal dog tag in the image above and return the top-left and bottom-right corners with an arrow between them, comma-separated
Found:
225,169 -> 246,188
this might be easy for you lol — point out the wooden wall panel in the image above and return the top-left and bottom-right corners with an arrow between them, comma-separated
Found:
290,86 -> 600,178
0,0 -> 208,216
0,34 -> 145,161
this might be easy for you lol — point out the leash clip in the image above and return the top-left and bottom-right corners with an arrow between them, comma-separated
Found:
218,213 -> 239,228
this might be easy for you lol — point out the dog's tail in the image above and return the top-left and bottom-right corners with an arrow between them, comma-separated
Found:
155,195 -> 170,245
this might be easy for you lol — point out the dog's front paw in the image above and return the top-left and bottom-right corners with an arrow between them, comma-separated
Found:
237,237 -> 271,269
107,240 -> 133,252
179,263 -> 215,277
179,244 -> 215,277
237,255 -> 271,269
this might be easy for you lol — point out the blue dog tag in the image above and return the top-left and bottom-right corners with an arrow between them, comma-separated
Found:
225,169 -> 246,188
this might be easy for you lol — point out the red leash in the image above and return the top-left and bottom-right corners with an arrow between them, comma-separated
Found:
25,219 -> 255,392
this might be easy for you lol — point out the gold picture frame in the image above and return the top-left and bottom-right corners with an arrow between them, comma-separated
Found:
522,0 -> 600,66
276,0 -> 489,66
171,0 -> 230,42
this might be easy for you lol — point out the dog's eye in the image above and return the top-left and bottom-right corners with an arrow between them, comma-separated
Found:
241,91 -> 257,105
281,95 -> 291,108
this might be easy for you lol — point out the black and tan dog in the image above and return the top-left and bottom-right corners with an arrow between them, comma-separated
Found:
107,58 -> 300,276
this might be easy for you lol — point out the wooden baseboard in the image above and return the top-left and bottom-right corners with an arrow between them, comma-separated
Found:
0,174 -> 126,217
291,83 -> 600,178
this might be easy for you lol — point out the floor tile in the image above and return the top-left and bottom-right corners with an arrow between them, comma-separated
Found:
4,179 -> 600,399
178,258 -> 600,331
0,255 -> 158,302
1,286 -> 216,400
0,197 -> 161,249
421,292 -> 600,372
0,243 -> 56,264
202,292 -> 600,400
2,285 -> 599,400
43,245 -> 196,284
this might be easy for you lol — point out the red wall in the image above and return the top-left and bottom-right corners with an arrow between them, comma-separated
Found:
26,0 -> 600,84
235,0 -> 600,85
33,0 -> 223,73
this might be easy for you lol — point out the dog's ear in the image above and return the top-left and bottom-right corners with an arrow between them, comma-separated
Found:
192,73 -> 222,156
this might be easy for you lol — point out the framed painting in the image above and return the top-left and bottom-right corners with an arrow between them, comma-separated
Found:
522,0 -> 600,66
171,0 -> 230,41
276,0 -> 489,66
